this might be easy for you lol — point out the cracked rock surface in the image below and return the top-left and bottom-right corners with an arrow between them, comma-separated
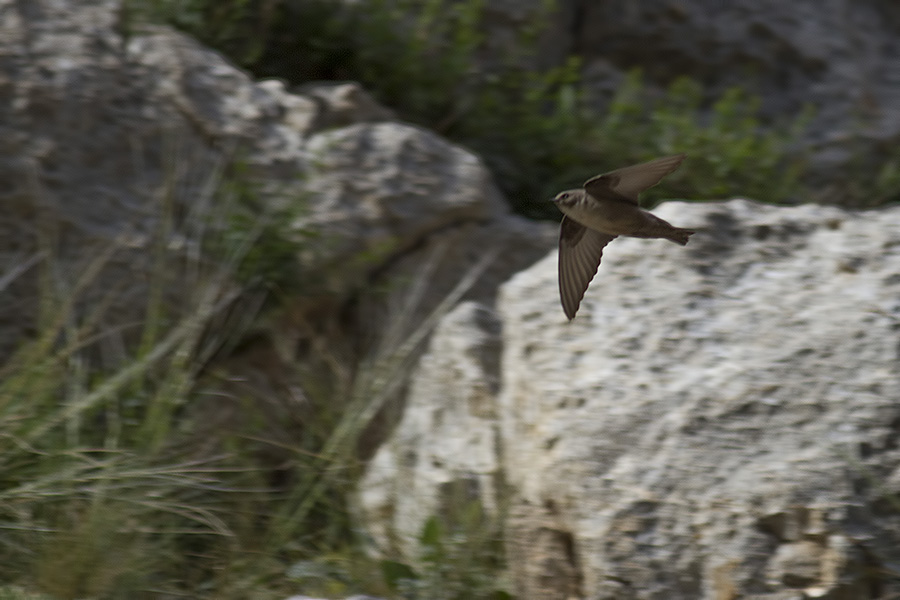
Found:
362,199 -> 900,599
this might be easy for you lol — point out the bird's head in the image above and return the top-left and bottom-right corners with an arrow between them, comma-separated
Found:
551,189 -> 582,208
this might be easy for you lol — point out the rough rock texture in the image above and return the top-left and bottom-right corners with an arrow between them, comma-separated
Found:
360,301 -> 505,556
499,199 -> 900,599
361,199 -> 900,599
0,0 -> 553,362
297,121 -> 542,297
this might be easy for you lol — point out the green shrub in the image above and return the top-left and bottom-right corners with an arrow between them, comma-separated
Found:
381,502 -> 511,600
592,71 -> 814,206
136,0 -> 814,217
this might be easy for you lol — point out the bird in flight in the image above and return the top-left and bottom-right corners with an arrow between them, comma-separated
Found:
552,154 -> 695,320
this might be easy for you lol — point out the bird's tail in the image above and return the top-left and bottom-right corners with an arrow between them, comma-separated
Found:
664,227 -> 695,246
631,214 -> 695,246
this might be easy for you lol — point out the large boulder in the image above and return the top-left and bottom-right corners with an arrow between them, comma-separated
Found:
360,198 -> 900,598
0,0 -> 552,363
0,0 -> 320,359
359,301 -> 505,557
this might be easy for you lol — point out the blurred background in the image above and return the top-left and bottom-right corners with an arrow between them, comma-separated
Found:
146,0 -> 900,215
1,1 -> 899,599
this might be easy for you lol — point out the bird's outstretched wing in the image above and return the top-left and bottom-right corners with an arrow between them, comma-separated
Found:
583,154 -> 685,204
558,216 -> 617,320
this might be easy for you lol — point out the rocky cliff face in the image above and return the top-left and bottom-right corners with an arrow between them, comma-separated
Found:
361,199 -> 900,599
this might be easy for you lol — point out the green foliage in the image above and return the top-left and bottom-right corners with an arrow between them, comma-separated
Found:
592,71 -> 814,206
0,163 -> 324,598
872,154 -> 900,206
137,0 -> 814,218
207,161 -> 312,295
825,132 -> 900,208
0,589 -> 55,600
0,153 -> 505,598
0,193 -> 295,597
381,501 -> 511,600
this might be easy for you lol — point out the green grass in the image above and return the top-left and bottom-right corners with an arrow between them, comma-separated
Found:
0,162 -> 302,597
0,150 -> 509,598
381,499 -> 511,600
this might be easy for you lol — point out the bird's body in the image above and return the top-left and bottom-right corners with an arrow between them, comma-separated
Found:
556,189 -> 644,233
552,154 -> 695,320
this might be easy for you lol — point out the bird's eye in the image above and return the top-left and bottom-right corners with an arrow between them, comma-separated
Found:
560,193 -> 569,200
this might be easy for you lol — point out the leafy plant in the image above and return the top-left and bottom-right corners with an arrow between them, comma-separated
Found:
820,130 -> 900,208
382,502 -> 511,600
591,71 -> 814,206
135,0 -> 815,217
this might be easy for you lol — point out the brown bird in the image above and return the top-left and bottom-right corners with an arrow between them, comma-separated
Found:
552,154 -> 695,320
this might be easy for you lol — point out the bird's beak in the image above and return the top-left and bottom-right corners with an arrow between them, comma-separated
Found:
549,197 -> 559,204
